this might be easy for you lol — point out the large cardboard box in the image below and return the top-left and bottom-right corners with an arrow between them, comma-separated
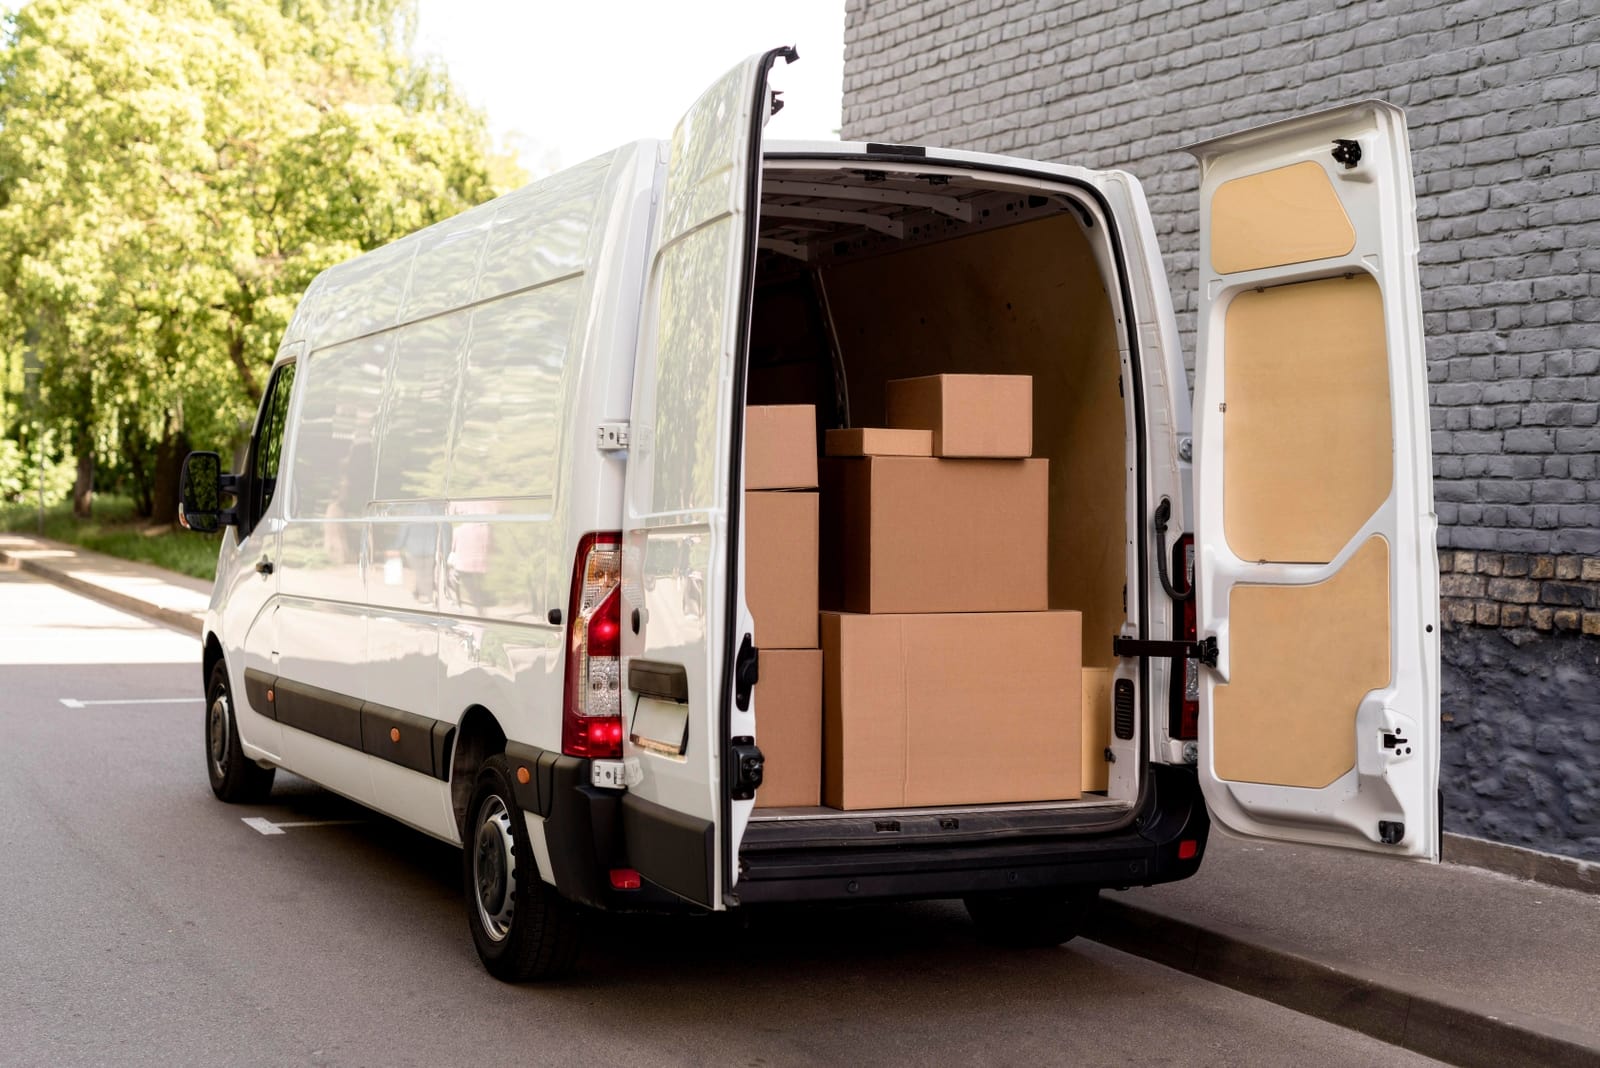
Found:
745,490 -> 819,649
1081,667 -> 1113,793
822,611 -> 1083,809
824,427 -> 933,458
820,456 -> 1048,614
746,404 -> 817,490
753,648 -> 823,808
886,374 -> 1032,458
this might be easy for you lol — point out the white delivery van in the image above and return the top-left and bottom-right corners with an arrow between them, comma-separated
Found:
179,48 -> 1440,981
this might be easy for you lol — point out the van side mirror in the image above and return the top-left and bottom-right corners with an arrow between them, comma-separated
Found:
178,451 -> 234,533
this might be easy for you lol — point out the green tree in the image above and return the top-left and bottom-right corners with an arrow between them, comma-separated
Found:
0,0 -> 520,522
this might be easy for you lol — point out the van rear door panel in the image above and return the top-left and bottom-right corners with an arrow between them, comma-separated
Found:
619,48 -> 795,909
1188,103 -> 1440,859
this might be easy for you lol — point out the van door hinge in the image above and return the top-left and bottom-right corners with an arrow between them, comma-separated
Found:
596,422 -> 630,450
1111,635 -> 1218,669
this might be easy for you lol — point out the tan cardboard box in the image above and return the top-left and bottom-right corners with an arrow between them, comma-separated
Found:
1081,667 -> 1113,793
822,610 -> 1082,810
746,404 -> 817,490
824,427 -> 934,458
745,491 -> 819,649
753,648 -> 823,808
820,456 -> 1048,614
886,374 -> 1033,458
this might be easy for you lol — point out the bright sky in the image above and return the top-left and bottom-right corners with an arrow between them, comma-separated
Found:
413,1 -> 847,177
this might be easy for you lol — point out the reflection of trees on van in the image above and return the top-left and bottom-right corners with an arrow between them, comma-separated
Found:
650,224 -> 728,514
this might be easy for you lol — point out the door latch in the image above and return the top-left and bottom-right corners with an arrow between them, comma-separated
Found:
734,634 -> 760,711
728,736 -> 764,801
1111,635 -> 1217,668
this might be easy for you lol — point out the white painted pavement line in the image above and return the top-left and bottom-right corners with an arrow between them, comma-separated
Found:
60,697 -> 204,708
242,816 -> 367,836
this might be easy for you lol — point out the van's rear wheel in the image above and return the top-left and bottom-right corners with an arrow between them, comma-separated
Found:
205,662 -> 276,803
964,889 -> 1095,948
464,755 -> 581,982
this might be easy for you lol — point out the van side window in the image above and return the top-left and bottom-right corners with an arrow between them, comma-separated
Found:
248,362 -> 297,531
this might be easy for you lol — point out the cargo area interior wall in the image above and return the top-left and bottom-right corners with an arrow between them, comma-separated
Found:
750,167 -> 1131,802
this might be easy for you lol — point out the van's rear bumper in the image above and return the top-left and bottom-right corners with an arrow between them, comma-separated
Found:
512,744 -> 1208,911
734,765 -> 1208,904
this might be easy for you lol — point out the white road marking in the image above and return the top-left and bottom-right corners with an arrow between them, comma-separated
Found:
242,817 -> 366,835
59,697 -> 204,708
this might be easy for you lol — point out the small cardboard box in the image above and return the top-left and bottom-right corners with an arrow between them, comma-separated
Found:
745,491 -> 819,649
746,404 -> 817,490
822,610 -> 1082,809
1081,667 -> 1113,793
753,648 -> 823,808
886,374 -> 1033,458
820,456 -> 1048,614
823,427 -> 934,458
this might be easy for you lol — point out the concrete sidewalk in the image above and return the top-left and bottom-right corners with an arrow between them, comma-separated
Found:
0,532 -> 208,636
1097,831 -> 1600,1067
5,531 -> 1596,1066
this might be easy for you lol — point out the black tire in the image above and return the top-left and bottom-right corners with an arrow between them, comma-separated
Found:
205,661 -> 276,803
463,755 -> 581,982
964,889 -> 1096,948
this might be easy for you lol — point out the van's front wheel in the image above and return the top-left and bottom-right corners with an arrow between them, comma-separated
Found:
205,662 -> 275,803
964,889 -> 1095,948
463,755 -> 581,981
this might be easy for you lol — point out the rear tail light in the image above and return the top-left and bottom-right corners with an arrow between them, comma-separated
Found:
1170,534 -> 1198,740
562,532 -> 623,759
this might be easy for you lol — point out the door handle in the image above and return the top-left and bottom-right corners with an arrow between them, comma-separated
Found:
254,558 -> 274,576
734,635 -> 759,712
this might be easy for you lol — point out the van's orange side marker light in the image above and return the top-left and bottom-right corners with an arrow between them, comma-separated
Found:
390,727 -> 401,743
516,766 -> 530,785
266,688 -> 274,703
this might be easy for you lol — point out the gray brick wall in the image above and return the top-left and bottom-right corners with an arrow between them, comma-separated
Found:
842,0 -> 1600,860
842,0 -> 1600,556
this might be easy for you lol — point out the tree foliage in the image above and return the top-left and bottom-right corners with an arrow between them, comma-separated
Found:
0,0 -> 520,519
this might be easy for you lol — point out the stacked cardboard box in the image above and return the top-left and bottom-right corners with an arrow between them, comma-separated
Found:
745,405 -> 823,808
821,375 -> 1084,810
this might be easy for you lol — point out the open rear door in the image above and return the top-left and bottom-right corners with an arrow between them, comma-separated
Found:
618,48 -> 796,907
1189,103 -> 1440,859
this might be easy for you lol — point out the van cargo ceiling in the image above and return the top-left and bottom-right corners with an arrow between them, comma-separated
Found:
758,166 -> 1086,269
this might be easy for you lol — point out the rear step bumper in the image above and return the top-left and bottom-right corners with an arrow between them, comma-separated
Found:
734,766 -> 1209,905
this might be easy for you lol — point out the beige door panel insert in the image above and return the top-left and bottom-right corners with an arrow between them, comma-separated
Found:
1223,274 -> 1392,564
1212,535 -> 1391,789
1210,161 -> 1356,275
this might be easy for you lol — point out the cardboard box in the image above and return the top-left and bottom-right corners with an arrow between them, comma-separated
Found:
820,456 -> 1048,614
1081,667 -> 1113,793
824,427 -> 934,458
746,404 -> 817,490
886,374 -> 1033,458
753,648 -> 823,808
822,610 -> 1082,809
745,491 -> 819,649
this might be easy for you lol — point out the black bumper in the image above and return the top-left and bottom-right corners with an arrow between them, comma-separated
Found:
508,743 -> 1208,911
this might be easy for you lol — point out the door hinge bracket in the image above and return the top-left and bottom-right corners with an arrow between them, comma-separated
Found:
590,758 -> 642,790
1112,635 -> 1217,669
596,422 -> 630,450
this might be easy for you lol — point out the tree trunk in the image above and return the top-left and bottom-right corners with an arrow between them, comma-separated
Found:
72,449 -> 94,518
151,429 -> 189,528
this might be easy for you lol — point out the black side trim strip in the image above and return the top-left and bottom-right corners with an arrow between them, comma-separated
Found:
622,792 -> 714,906
243,668 -> 277,720
268,675 -> 451,781
361,702 -> 438,777
628,659 -> 689,703
274,677 -> 363,750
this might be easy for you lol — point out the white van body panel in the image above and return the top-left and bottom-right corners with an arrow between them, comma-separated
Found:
1190,102 -> 1441,858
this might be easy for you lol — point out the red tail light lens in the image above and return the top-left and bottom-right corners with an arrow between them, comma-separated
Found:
1171,534 -> 1199,740
562,532 -> 623,759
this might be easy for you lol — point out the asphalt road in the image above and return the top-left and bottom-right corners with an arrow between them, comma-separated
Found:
0,568 -> 1444,1067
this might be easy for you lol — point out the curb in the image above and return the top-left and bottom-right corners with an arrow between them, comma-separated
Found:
0,547 -> 204,638
1087,898 -> 1600,1068
1443,832 -> 1599,897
